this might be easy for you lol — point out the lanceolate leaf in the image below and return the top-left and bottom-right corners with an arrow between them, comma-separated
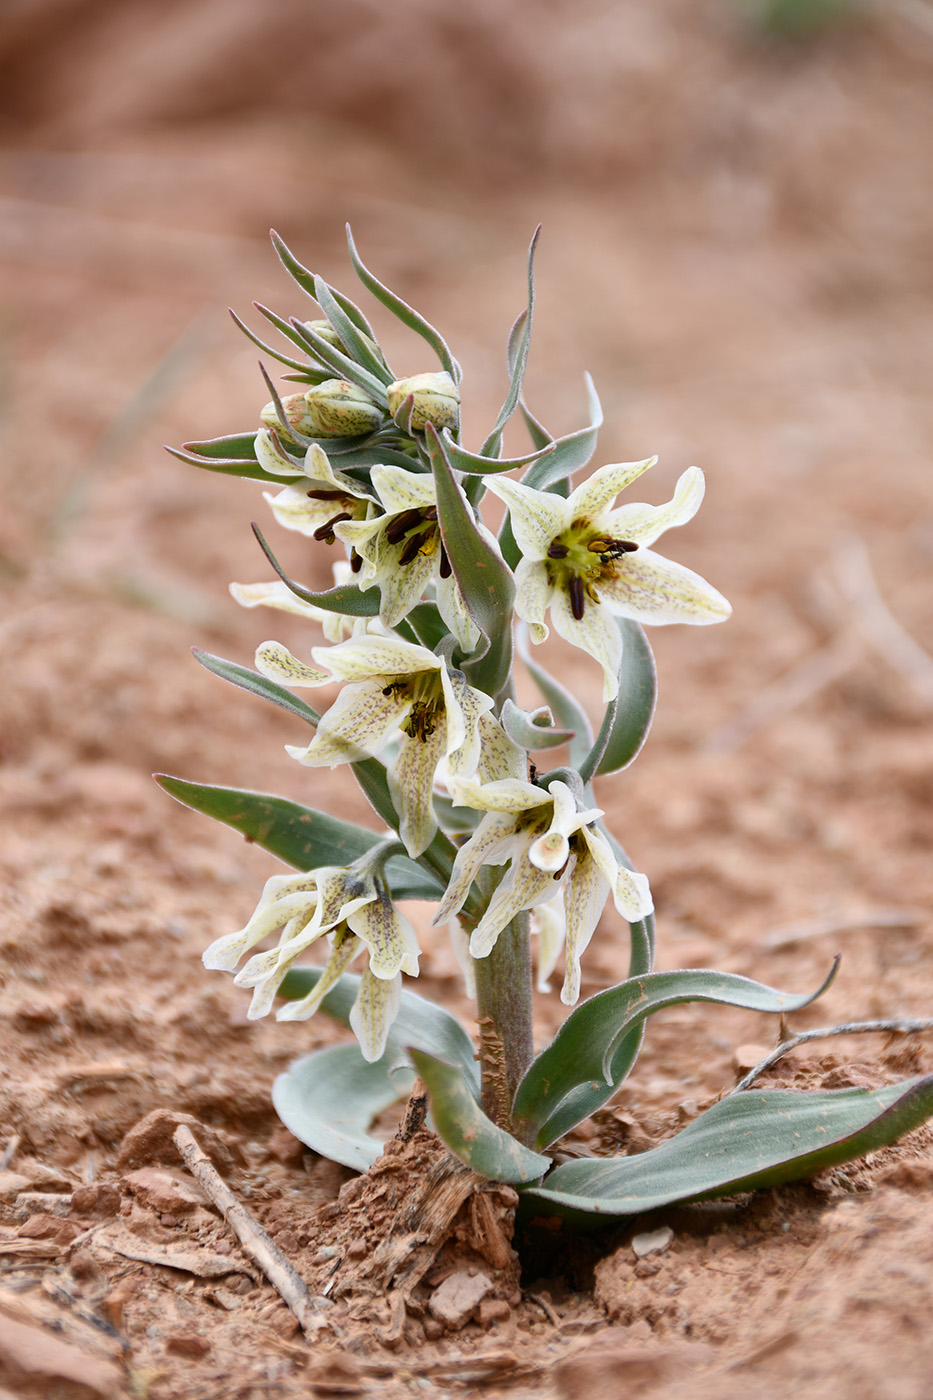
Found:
251,524 -> 381,616
155,776 -> 443,901
440,431 -> 554,477
521,1075 -> 933,1221
273,1045 -> 413,1173
165,447 -> 286,485
578,620 -> 657,784
287,316 -> 390,407
512,964 -> 838,1150
193,649 -> 322,728
229,307 -> 330,377
409,1049 -> 551,1185
425,425 -> 515,697
312,276 -> 394,384
521,375 -> 604,493
181,432 -> 261,461
479,228 -> 540,459
346,226 -> 462,385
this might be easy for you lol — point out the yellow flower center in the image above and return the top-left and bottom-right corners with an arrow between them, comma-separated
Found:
382,671 -> 446,743
545,516 -> 639,619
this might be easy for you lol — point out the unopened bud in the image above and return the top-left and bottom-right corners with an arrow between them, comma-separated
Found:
260,380 -> 383,440
303,319 -> 347,353
387,372 -> 460,433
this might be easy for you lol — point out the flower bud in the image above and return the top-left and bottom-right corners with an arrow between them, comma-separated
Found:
303,319 -> 347,353
387,372 -> 460,433
260,380 -> 383,440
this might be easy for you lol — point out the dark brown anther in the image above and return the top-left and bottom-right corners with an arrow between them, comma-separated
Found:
350,550 -> 363,574
305,488 -> 346,501
313,511 -> 352,542
423,506 -> 439,522
384,508 -> 424,545
547,542 -> 570,560
590,537 -> 639,558
439,545 -> 452,579
569,575 -> 586,621
399,529 -> 433,566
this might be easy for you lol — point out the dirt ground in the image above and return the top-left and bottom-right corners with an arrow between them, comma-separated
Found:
2,2 -> 933,1396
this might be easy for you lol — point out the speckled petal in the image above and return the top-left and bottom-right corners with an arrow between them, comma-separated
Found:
230,581 -> 327,622
485,477 -> 566,559
469,853 -> 556,958
255,428 -> 304,477
348,891 -> 420,979
513,557 -> 551,642
255,641 -> 332,687
603,466 -> 705,547
597,549 -> 732,628
311,635 -> 438,683
388,725 -> 445,857
432,812 -> 524,925
561,850 -> 610,1006
370,464 -> 437,514
276,930 -> 363,1021
350,966 -> 402,1062
288,681 -> 409,766
549,587 -> 623,702
567,457 -> 657,522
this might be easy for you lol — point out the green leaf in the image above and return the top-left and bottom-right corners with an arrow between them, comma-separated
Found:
409,1049 -> 551,1185
273,1044 -> 413,1173
165,446 -> 286,485
440,431 -> 554,477
578,620 -> 657,784
277,970 -> 479,1090
346,226 -> 462,385
424,425 -> 515,698
251,523 -> 382,616
181,432 -> 260,461
405,603 -> 450,653
479,228 -> 540,458
228,308 -> 329,378
286,316 -> 391,407
513,964 -> 838,1150
521,1075 -> 933,1221
193,648 -> 322,727
500,698 -> 575,751
155,775 -> 444,901
517,625 -> 594,770
312,276 -> 394,385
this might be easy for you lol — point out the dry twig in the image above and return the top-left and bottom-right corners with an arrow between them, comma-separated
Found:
173,1124 -> 331,1340
732,1017 -> 933,1092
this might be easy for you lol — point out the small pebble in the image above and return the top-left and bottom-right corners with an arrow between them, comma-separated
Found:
632,1227 -> 673,1258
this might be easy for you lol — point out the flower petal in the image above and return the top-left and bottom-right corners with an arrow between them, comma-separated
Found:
567,457 -> 656,521
475,713 -> 527,784
513,557 -> 551,641
548,587 -> 623,702
230,580 -> 328,622
469,855 -> 555,958
447,775 -> 552,815
597,549 -> 732,627
485,476 -> 566,559
370,464 -> 437,514
432,811 -> 523,925
312,635 -> 439,682
276,929 -> 363,1021
531,894 -> 566,992
255,428 -> 303,477
561,849 -> 610,1006
580,826 -> 654,922
255,641 -> 333,687
350,966 -> 402,1062
348,890 -> 421,979
288,681 -> 409,766
202,872 -> 318,970
388,726 -> 445,857
604,466 -> 705,547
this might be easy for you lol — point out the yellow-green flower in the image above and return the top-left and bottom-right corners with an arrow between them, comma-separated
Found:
488,460 -> 731,701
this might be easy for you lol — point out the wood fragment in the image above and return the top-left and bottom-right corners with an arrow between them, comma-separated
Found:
172,1124 -> 331,1341
731,1017 -> 933,1092
0,1134 -> 21,1171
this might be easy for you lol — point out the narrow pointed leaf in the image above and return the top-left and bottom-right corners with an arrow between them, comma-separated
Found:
500,698 -> 575,751
273,1044 -> 413,1173
513,964 -> 838,1150
193,648 -> 322,727
181,432 -> 260,461
251,523 -> 381,616
440,431 -> 554,477
409,1049 -> 551,1184
312,276 -> 394,384
480,228 -> 540,458
165,446 -> 285,485
286,316 -> 390,406
346,226 -> 461,384
521,375 -> 604,492
425,425 -> 515,697
229,308 -> 328,376
155,775 -> 443,900
578,620 -> 657,784
521,1075 -> 933,1220
517,626 -> 594,769
277,971 -> 479,1090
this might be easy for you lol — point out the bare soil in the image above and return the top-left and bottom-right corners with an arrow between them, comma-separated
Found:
2,3 -> 933,1396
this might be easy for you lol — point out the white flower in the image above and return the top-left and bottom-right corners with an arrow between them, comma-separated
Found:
257,440 -> 375,551
487,460 -> 732,701
254,633 -> 496,858
433,777 -> 653,1002
203,863 -> 419,1062
334,464 -> 479,651
230,561 -> 374,644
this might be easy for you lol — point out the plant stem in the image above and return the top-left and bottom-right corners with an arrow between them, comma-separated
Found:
474,911 -> 535,1141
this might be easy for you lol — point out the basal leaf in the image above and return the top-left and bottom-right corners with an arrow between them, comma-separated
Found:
409,1048 -> 551,1185
273,1044 -> 413,1173
513,964 -> 838,1150
521,1075 -> 933,1221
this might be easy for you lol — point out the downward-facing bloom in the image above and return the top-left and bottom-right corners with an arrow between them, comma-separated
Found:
230,561 -> 376,644
202,863 -> 420,1062
254,634 -> 498,857
487,460 -> 731,701
253,438 -> 375,551
334,464 -> 479,651
433,777 -> 653,1003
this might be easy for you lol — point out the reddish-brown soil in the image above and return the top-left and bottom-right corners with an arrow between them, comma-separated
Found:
2,3 -> 933,1396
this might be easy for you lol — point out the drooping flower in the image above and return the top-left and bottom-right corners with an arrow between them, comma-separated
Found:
202,862 -> 420,1062
432,777 -> 653,1002
253,634 -> 500,857
255,440 -> 375,552
334,464 -> 479,651
487,461 -> 731,701
230,561 -> 375,644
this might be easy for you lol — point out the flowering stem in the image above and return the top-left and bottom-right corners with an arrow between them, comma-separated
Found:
473,911 -> 535,1141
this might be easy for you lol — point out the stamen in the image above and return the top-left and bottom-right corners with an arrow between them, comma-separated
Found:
569,575 -> 586,621
439,545 -> 452,579
399,529 -> 434,566
547,543 -> 569,560
305,488 -> 346,501
312,511 -> 352,543
350,550 -> 363,574
384,508 -> 424,545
